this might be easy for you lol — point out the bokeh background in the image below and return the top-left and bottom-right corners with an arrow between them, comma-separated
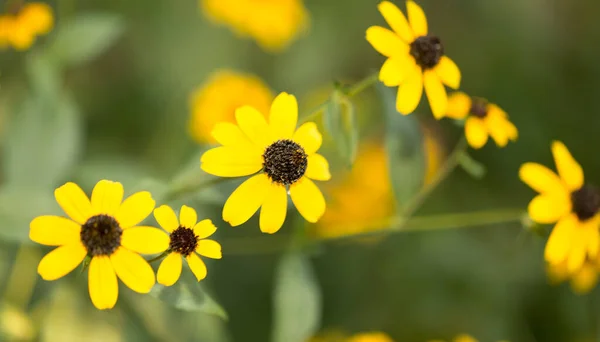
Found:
0,0 -> 600,341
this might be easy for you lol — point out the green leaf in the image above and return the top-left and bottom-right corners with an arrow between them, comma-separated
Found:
271,252 -> 321,342
0,186 -> 59,242
457,151 -> 487,179
47,13 -> 125,67
324,90 -> 359,167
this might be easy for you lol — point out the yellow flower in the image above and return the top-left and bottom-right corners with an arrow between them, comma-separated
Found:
0,2 -> 53,50
519,141 -> 600,273
547,257 -> 599,295
201,0 -> 308,52
446,92 -> 518,149
429,335 -> 479,342
153,205 -> 222,286
29,180 -> 169,310
189,70 -> 274,143
201,92 -> 331,233
346,332 -> 394,342
366,1 -> 461,117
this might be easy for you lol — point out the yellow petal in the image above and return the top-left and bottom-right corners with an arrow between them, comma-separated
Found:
434,56 -> 461,89
114,191 -> 155,229
571,263 -> 598,295
446,92 -> 471,119
527,194 -> 571,224
37,243 -> 87,281
551,140 -> 584,191
235,105 -> 271,148
585,219 -> 600,258
153,205 -> 179,233
259,183 -> 288,234
453,335 -> 478,342
200,146 -> 263,177
29,215 -> 81,246
20,3 -> 53,35
379,56 -> 415,87
365,26 -> 409,58
54,182 -> 93,225
406,0 -> 428,37
222,174 -> 270,226
464,117 -> 488,149
423,70 -> 447,119
157,253 -> 182,286
186,253 -> 207,281
377,1 -> 414,42
91,180 -> 124,216
211,122 -> 250,147
485,112 -> 509,148
293,122 -> 322,155
545,214 -> 576,265
505,119 -> 518,141
567,233 -> 586,274
110,247 -> 155,294
270,92 -> 298,140
395,66 -> 423,115
306,153 -> 331,181
196,240 -> 222,259
193,219 -> 217,239
88,256 -> 118,310
519,162 -> 567,195
290,177 -> 326,223
121,226 -> 170,254
179,205 -> 197,228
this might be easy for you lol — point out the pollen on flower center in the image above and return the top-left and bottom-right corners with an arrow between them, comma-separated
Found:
470,98 -> 488,118
571,184 -> 600,221
80,215 -> 123,256
409,35 -> 444,69
169,226 -> 198,256
262,139 -> 308,185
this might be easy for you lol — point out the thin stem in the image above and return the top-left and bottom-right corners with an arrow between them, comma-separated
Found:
147,250 -> 170,263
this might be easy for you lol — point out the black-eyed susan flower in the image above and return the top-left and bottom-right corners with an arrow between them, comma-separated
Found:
519,141 -> 600,273
446,92 -> 518,149
201,0 -> 308,52
0,2 -> 53,50
29,180 -> 169,310
201,92 -> 331,234
366,1 -> 461,117
189,70 -> 274,143
547,257 -> 599,295
153,205 -> 222,286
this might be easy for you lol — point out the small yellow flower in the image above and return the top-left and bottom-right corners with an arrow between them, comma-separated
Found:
547,257 -> 599,295
153,205 -> 222,286
346,332 -> 394,342
519,141 -> 600,273
201,92 -> 331,234
366,1 -> 461,117
201,0 -> 308,52
29,180 -> 169,310
446,92 -> 518,149
189,70 -> 274,143
0,2 -> 53,50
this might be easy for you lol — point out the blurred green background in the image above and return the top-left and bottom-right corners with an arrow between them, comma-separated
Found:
1,0 -> 600,341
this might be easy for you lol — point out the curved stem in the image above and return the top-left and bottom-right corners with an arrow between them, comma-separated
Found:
147,250 -> 170,263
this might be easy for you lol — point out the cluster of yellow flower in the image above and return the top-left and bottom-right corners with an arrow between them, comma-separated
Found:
0,2 -> 52,50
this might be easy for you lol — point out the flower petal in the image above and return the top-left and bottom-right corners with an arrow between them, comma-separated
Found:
222,174 -> 270,226
545,214 -> 577,265
434,56 -> 460,90
196,240 -> 222,259
114,191 -> 155,229
179,205 -> 197,228
366,26 -> 409,58
88,256 -> 118,310
567,232 -> 587,274
110,247 -> 155,294
211,122 -> 251,147
154,205 -> 179,233
306,153 -> 331,181
157,252 -> 182,286
527,194 -> 571,224
121,226 -> 170,254
186,253 -> 207,281
270,92 -> 298,140
423,70 -> 447,119
54,182 -> 93,225
571,263 -> 598,294
377,1 -> 414,42
200,146 -> 263,177
235,105 -> 271,148
552,140 -> 584,192
293,122 -> 322,155
464,117 -> 488,149
91,180 -> 124,216
406,0 -> 428,37
37,243 -> 87,281
193,219 -> 217,239
395,67 -> 423,115
485,111 -> 509,148
29,215 -> 81,246
290,177 -> 326,223
446,92 -> 471,119
379,56 -> 415,87
259,183 -> 288,234
519,162 -> 567,195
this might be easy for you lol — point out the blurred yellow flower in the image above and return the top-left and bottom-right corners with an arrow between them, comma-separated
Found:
0,2 -> 53,50
201,92 -> 331,234
189,70 -> 274,143
201,0 -> 308,52
446,92 -> 518,149
29,180 -> 169,310
520,141 -> 600,273
547,256 -> 599,295
366,1 -> 461,117
346,332 -> 394,342
154,205 -> 222,286
429,334 -> 479,342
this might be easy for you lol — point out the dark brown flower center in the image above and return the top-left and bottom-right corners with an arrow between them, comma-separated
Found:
263,139 -> 307,185
409,35 -> 444,69
169,226 -> 198,256
571,184 -> 600,221
81,215 -> 122,256
470,97 -> 488,118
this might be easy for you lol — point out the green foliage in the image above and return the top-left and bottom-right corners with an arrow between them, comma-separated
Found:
324,89 -> 359,167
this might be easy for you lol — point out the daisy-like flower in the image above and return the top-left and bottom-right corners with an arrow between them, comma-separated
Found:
519,141 -> 600,273
366,1 -> 461,117
200,92 -> 331,234
446,92 -> 518,149
29,180 -> 169,310
153,205 -> 222,286
547,257 -> 599,295
0,2 -> 53,50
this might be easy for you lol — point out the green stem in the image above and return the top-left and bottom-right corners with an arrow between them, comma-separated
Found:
147,250 -> 170,263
